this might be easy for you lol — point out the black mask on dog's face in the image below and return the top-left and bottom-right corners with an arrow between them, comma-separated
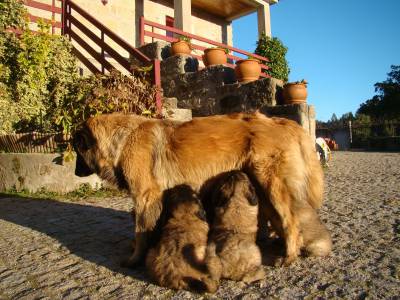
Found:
72,127 -> 95,177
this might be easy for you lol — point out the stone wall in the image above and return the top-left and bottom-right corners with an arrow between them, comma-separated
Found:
0,153 -> 102,193
160,59 -> 283,116
260,103 -> 316,141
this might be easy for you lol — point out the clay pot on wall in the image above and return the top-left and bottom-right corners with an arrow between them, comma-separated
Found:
282,80 -> 308,104
203,48 -> 227,66
235,59 -> 261,83
170,40 -> 192,55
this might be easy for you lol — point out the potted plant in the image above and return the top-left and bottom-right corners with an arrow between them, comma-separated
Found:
235,56 -> 261,83
282,79 -> 308,104
203,47 -> 228,67
170,35 -> 192,55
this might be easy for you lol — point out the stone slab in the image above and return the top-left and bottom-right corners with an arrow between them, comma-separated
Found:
0,153 -> 102,193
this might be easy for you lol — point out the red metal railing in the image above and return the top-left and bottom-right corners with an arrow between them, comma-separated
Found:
140,16 -> 270,78
23,0 -> 162,113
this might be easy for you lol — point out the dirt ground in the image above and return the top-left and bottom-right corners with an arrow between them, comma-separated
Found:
0,151 -> 399,299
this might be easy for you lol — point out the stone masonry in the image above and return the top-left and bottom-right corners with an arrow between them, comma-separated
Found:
139,41 -> 316,138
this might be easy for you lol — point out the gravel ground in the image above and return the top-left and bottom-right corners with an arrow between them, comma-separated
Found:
0,151 -> 399,299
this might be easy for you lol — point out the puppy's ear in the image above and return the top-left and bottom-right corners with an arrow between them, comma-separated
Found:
246,184 -> 258,206
213,177 -> 235,207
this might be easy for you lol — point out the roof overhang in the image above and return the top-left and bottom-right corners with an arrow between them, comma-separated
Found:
191,0 -> 279,21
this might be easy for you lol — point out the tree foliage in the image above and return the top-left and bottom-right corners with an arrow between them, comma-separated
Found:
357,65 -> 400,120
255,34 -> 290,82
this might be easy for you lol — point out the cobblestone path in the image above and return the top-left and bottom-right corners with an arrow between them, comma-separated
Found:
0,151 -> 399,299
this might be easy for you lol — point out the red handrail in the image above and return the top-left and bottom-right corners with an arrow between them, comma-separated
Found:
140,16 -> 271,78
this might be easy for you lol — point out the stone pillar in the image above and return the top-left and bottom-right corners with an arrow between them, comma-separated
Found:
222,22 -> 233,46
174,0 -> 191,33
257,3 -> 271,37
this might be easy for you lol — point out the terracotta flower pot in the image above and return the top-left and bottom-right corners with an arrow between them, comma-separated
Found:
203,48 -> 227,66
282,82 -> 308,104
170,40 -> 191,55
235,59 -> 261,83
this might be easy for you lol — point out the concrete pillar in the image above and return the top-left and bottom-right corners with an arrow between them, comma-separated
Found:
257,3 -> 271,37
222,22 -> 233,46
174,0 -> 191,33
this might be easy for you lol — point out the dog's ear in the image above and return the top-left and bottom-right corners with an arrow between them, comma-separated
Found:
213,176 -> 235,207
73,127 -> 93,152
246,183 -> 258,206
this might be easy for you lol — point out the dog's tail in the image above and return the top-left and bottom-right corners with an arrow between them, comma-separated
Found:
300,134 -> 324,209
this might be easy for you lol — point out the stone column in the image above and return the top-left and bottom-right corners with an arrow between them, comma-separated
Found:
257,3 -> 271,37
222,21 -> 233,46
174,0 -> 191,33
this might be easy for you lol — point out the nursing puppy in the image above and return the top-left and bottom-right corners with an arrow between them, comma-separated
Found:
73,112 -> 326,267
206,171 -> 265,283
145,185 -> 219,293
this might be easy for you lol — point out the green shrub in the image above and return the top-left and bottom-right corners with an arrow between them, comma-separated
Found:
55,69 -> 158,136
255,34 -> 290,82
0,0 -> 157,137
0,0 -> 27,31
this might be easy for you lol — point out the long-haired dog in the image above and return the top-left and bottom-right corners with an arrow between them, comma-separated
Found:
205,171 -> 265,283
73,112 -> 329,267
145,185 -> 219,292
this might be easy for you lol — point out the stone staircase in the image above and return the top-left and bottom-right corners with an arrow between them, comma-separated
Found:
140,41 -> 316,139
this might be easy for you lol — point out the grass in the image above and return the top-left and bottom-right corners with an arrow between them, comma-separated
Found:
1,183 -> 127,201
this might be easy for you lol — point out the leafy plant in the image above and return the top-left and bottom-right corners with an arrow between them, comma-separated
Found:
55,69 -> 158,136
0,19 -> 79,134
255,34 -> 290,82
0,0 -> 27,31
176,34 -> 191,44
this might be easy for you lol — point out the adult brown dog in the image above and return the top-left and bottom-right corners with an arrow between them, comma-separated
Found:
206,171 -> 265,283
73,112 -> 326,266
145,184 -> 219,292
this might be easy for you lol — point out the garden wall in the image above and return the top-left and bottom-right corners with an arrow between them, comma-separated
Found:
0,153 -> 102,193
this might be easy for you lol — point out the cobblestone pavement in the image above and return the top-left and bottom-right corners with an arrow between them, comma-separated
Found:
0,151 -> 399,299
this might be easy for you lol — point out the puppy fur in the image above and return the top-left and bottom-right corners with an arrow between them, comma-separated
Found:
145,185 -> 219,293
206,171 -> 265,283
73,112 -> 329,266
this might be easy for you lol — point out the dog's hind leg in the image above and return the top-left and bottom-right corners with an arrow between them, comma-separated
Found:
254,171 -> 302,265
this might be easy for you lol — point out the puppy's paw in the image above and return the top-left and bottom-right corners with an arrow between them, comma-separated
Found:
282,255 -> 297,266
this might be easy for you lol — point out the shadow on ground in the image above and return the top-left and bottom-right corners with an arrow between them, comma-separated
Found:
0,194 -> 150,280
0,193 -> 285,283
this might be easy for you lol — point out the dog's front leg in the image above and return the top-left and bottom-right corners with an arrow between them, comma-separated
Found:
123,188 -> 162,268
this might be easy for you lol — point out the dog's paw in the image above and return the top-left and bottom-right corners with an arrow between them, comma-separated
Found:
120,256 -> 143,268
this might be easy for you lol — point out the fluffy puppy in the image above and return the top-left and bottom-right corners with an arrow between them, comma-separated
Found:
145,184 -> 219,293
206,171 -> 265,283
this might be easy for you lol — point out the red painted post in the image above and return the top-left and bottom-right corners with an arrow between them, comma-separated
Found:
152,59 -> 162,115
139,16 -> 145,46
52,0 -> 55,34
61,0 -> 64,34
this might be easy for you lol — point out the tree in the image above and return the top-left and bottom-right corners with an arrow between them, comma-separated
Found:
357,65 -> 400,120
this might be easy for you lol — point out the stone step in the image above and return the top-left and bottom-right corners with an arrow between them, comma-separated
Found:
162,108 -> 192,122
162,97 -> 178,109
162,63 -> 283,117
